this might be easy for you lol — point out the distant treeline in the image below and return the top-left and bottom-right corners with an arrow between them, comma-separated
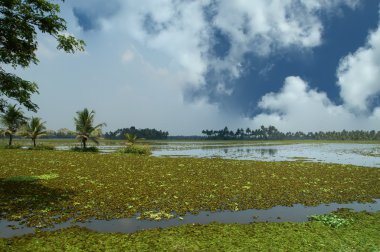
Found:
104,126 -> 169,140
202,126 -> 380,141
41,128 -> 76,139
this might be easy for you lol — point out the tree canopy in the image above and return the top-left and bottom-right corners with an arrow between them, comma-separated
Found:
0,104 -> 27,145
0,0 -> 85,112
202,126 -> 380,141
105,127 -> 169,140
20,117 -> 47,147
74,108 -> 106,149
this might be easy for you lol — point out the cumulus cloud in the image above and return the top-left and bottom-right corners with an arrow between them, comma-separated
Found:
249,2 -> 380,132
337,20 -> 380,112
110,0 -> 359,91
20,0 -> 376,135
250,76 -> 380,131
71,0 -> 121,31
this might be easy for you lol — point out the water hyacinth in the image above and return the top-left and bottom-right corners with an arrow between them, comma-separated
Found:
0,149 -> 379,227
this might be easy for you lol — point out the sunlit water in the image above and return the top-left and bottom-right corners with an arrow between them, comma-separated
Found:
151,143 -> 380,168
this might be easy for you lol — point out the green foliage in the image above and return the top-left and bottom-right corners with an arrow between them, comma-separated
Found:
2,144 -> 23,149
0,69 -> 39,112
0,0 -> 85,112
74,108 -> 106,149
202,125 -> 380,141
1,211 -> 380,251
138,211 -> 175,220
125,133 -> 137,145
19,117 -> 47,147
27,144 -> 54,151
309,213 -> 353,228
105,126 -> 169,140
0,104 -> 27,145
71,146 -> 99,153
119,145 -> 151,155
0,149 -> 379,227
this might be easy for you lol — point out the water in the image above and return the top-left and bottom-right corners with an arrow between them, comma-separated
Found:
55,145 -> 125,153
53,142 -> 380,168
0,200 -> 379,238
151,143 -> 380,168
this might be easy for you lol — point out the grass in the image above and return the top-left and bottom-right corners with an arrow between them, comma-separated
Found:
1,209 -> 379,251
0,149 -> 379,227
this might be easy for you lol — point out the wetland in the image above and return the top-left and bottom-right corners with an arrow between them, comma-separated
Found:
0,140 -> 380,251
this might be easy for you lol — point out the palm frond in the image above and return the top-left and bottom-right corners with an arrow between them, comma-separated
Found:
74,108 -> 105,147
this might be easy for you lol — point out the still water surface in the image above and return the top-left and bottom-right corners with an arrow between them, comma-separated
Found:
1,200 -> 379,238
151,142 -> 380,168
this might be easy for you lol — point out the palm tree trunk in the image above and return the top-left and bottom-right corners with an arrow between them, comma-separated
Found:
8,134 -> 12,146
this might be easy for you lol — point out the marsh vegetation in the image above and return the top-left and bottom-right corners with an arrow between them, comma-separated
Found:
0,139 -> 379,250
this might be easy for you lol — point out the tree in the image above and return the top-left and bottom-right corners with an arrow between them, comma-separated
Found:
20,117 -> 47,147
0,104 -> 27,145
0,0 -> 85,112
74,108 -> 106,149
125,133 -> 137,145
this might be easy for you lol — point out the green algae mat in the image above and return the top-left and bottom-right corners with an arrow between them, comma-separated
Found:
0,149 -> 380,228
1,210 -> 379,251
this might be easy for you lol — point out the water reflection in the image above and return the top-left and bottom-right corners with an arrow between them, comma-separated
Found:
254,148 -> 278,156
152,143 -> 380,168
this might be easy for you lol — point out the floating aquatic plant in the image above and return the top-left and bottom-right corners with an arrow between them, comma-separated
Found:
308,213 -> 353,228
0,149 -> 379,227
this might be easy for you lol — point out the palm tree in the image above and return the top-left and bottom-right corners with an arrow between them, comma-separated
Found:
125,133 -> 137,145
74,108 -> 106,149
0,105 -> 27,146
20,117 -> 47,147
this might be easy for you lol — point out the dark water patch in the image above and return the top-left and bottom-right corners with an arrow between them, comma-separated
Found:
1,200 -> 379,238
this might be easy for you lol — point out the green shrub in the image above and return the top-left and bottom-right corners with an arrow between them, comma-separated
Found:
71,146 -> 99,152
308,213 -> 353,228
27,145 -> 55,151
3,144 -> 23,149
119,145 -> 151,155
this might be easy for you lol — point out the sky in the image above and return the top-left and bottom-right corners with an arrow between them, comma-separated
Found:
10,0 -> 380,135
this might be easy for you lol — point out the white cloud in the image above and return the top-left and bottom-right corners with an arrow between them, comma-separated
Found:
121,50 -> 135,63
211,0 -> 358,76
249,7 -> 380,132
250,76 -> 380,132
14,0 -> 374,135
337,22 -> 380,112
111,0 -> 358,90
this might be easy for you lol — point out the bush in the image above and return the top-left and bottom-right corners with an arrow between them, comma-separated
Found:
119,145 -> 151,155
71,146 -> 99,152
3,144 -> 23,149
27,145 -> 55,151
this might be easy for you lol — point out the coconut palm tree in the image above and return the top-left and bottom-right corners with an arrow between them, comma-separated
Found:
74,108 -> 106,149
20,117 -> 47,147
125,133 -> 137,145
0,105 -> 27,146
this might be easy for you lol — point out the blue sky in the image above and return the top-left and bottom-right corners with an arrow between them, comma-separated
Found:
12,0 -> 380,135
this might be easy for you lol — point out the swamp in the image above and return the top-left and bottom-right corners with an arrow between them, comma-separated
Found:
0,140 -> 379,251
